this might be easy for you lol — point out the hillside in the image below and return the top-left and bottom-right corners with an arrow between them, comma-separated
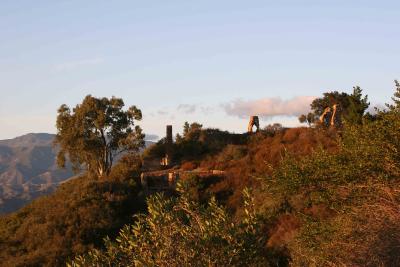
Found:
2,101 -> 400,266
0,165 -> 145,267
196,127 -> 338,213
0,127 -> 334,266
0,133 -> 155,214
0,133 -> 73,214
70,105 -> 400,266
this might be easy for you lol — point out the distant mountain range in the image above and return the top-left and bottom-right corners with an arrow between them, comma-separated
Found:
0,133 -> 156,214
0,133 -> 74,214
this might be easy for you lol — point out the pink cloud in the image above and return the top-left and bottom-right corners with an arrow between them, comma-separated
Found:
223,96 -> 316,119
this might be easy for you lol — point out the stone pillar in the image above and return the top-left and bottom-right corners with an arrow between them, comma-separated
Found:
319,107 -> 332,126
330,104 -> 341,127
248,116 -> 260,133
166,125 -> 173,145
161,125 -> 173,166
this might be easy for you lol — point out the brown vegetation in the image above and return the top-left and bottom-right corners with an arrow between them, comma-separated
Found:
199,127 -> 338,213
5,84 -> 400,266
0,156 -> 145,267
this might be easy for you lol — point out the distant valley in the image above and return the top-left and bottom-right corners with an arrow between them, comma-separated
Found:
0,133 -> 74,214
0,133 -> 156,214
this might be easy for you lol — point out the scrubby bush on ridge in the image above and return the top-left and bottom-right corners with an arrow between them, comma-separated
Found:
258,105 -> 400,266
69,187 -> 274,267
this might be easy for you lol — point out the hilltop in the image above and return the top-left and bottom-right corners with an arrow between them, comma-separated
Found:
72,105 -> 400,266
0,125 -> 338,266
2,85 -> 400,266
2,114 -> 400,266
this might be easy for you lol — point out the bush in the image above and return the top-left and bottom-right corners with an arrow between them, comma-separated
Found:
217,145 -> 247,162
259,108 -> 400,266
180,161 -> 198,171
69,187 -> 272,267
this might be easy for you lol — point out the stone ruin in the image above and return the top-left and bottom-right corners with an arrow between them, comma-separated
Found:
141,170 -> 179,194
140,122 -> 230,194
319,104 -> 341,127
248,116 -> 260,133
161,125 -> 173,166
140,169 -> 226,195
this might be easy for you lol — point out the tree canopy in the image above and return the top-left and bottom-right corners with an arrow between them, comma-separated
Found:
54,95 -> 145,177
386,80 -> 400,111
299,87 -> 369,126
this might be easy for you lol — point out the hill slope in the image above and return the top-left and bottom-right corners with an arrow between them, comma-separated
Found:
5,120 -> 399,266
0,172 -> 145,266
0,133 -> 155,214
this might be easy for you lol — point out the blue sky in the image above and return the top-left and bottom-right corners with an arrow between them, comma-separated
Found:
0,0 -> 399,140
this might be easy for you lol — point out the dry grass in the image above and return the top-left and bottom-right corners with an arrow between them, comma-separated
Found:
198,128 -> 338,213
288,183 -> 400,267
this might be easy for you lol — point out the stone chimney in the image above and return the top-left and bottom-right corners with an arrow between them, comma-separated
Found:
166,125 -> 173,145
161,125 -> 173,166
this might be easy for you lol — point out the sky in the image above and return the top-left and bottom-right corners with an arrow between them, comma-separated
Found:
0,0 -> 399,140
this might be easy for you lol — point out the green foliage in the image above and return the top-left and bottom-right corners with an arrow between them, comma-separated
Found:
386,80 -> 400,111
69,186 -> 270,267
142,138 -> 167,159
217,144 -> 247,162
144,122 -> 247,164
183,121 -> 203,139
262,123 -> 284,135
299,87 -> 369,126
7,85 -> 400,267
298,113 -> 315,126
108,153 -> 142,183
263,103 -> 400,266
55,95 -> 145,177
344,86 -> 370,124
275,106 -> 400,196
175,123 -> 247,160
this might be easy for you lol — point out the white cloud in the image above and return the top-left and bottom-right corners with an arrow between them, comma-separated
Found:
223,96 -> 316,119
367,103 -> 386,114
157,110 -> 169,116
177,104 -> 197,114
54,58 -> 104,71
200,106 -> 216,115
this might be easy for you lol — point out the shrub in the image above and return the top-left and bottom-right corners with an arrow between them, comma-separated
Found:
216,145 -> 247,163
259,108 -> 400,266
180,161 -> 198,171
69,187 -> 271,267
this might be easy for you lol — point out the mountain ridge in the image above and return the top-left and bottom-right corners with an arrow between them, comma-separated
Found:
0,133 -> 156,214
0,133 -> 74,214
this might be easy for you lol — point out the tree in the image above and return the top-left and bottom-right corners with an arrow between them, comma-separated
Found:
264,123 -> 284,134
386,80 -> 400,111
298,113 -> 316,126
344,86 -> 370,124
182,121 -> 203,139
299,87 -> 369,126
55,95 -> 145,177
183,121 -> 190,137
